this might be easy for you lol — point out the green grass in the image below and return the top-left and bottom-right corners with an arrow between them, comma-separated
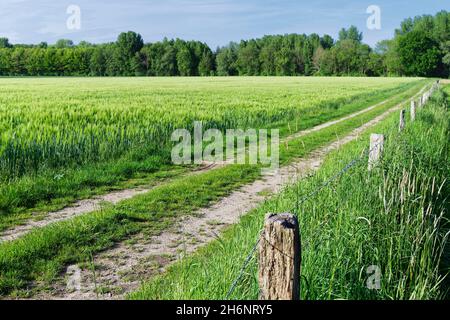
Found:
0,164 -> 261,296
0,78 -> 433,297
129,88 -> 449,300
0,79 -> 428,230
278,79 -> 429,164
0,78 -> 425,219
0,154 -> 189,231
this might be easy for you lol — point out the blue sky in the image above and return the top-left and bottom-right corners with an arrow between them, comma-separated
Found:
1,0 -> 448,48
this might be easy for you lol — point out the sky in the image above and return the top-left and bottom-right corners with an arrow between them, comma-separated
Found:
1,0 -> 449,48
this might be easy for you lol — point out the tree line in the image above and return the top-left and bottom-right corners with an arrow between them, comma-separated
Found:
0,10 -> 448,78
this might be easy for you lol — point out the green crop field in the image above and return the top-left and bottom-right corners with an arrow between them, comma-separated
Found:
1,76 -> 447,301
0,0 -> 448,305
0,77 -> 421,178
0,77 -> 425,219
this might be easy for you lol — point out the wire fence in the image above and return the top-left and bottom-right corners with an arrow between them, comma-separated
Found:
224,81 -> 440,300
225,142 -> 370,300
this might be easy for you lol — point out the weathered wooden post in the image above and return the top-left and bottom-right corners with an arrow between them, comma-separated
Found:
399,109 -> 406,132
259,213 -> 301,300
410,101 -> 416,122
368,134 -> 384,171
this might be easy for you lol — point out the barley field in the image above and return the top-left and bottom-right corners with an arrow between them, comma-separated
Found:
0,77 -> 426,217
0,77 -> 420,179
0,77 -> 447,300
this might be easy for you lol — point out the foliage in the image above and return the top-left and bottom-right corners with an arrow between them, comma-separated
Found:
383,10 -> 450,77
0,10 -> 448,78
397,31 -> 443,77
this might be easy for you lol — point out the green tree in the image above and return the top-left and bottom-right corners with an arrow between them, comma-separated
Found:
275,47 -> 295,75
55,39 -> 74,48
10,48 -> 27,75
78,41 -> 93,48
159,45 -> 178,76
133,50 -> 150,76
320,35 -> 334,49
116,31 -> 144,75
302,39 -> 314,75
26,48 -> 45,75
317,48 -> 337,75
397,30 -> 443,77
216,44 -> 238,76
198,50 -> 215,76
441,41 -> 450,76
236,40 -> 260,75
90,48 -> 106,76
312,46 -> 325,74
339,26 -> 363,43
260,43 -> 277,76
0,49 -> 12,75
367,52 -> 386,76
392,10 -> 449,77
177,46 -> 195,76
117,32 -> 144,57
0,37 -> 12,48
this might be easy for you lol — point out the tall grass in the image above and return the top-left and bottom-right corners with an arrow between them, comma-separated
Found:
130,88 -> 449,300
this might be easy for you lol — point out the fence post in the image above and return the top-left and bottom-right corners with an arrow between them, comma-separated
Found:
410,101 -> 416,122
368,134 -> 384,171
399,109 -> 406,132
259,213 -> 301,300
